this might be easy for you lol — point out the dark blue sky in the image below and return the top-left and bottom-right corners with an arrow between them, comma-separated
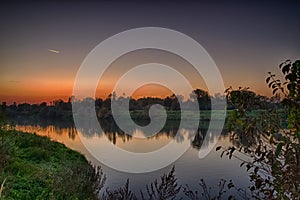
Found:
1,1 -> 299,103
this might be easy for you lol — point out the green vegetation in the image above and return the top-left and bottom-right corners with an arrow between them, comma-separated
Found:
0,128 -> 105,199
217,59 -> 300,199
129,110 -> 228,121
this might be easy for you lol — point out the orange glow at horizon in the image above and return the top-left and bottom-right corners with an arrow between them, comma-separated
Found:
128,84 -> 174,99
0,72 -> 273,105
0,79 -> 273,105
0,81 -> 177,104
0,78 -> 74,104
0,49 -> 275,105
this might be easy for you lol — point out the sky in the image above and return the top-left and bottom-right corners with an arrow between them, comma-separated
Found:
0,1 -> 300,104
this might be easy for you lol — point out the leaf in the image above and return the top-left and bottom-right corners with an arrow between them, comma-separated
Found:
221,151 -> 225,158
268,81 -> 274,88
282,64 -> 290,74
254,167 -> 259,174
279,63 -> 283,69
216,146 -> 222,151
286,73 -> 297,82
272,88 -> 278,95
227,182 -> 234,189
275,142 -> 283,157
246,164 -> 251,171
231,110 -> 237,119
229,147 -> 236,155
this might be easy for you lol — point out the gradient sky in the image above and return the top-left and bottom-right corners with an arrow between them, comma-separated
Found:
1,1 -> 299,104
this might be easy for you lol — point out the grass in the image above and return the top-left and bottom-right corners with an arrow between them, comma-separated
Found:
0,177 -> 6,197
0,129 -> 103,200
129,110 -> 230,121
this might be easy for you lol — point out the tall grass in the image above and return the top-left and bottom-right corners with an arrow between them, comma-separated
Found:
0,177 -> 7,197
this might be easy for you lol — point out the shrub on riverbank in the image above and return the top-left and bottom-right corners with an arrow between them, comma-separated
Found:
0,129 -> 105,200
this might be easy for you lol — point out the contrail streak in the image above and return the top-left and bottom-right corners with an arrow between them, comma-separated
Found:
48,49 -> 60,53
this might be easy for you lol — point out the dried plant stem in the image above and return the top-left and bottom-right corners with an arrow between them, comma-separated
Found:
0,177 -> 7,197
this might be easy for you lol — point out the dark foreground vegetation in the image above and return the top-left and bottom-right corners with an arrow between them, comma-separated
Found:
0,127 -> 104,199
217,60 -> 300,199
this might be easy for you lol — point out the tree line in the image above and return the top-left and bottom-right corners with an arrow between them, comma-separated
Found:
1,88 -> 281,122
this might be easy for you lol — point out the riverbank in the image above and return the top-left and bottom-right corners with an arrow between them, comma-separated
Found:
0,129 -> 102,199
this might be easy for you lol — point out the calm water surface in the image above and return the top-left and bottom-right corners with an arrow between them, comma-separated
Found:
15,120 -> 251,196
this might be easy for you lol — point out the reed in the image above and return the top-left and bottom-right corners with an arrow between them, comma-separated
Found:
0,177 -> 7,197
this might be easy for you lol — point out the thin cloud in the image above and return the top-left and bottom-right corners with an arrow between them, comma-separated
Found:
8,80 -> 21,83
48,49 -> 60,54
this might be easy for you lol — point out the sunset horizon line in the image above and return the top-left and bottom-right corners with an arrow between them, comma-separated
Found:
1,86 -> 273,106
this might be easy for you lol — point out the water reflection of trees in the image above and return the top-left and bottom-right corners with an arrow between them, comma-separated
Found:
15,117 -> 229,150
191,127 -> 228,150
12,117 -> 74,129
96,120 -> 227,149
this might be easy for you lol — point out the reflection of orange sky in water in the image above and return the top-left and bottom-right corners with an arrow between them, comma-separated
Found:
115,129 -> 173,153
15,125 -> 103,167
15,124 -> 234,158
15,125 -> 173,154
15,125 -> 83,151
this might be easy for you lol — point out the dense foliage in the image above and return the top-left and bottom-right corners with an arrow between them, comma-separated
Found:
2,88 -> 278,123
0,127 -> 105,199
218,60 -> 300,199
